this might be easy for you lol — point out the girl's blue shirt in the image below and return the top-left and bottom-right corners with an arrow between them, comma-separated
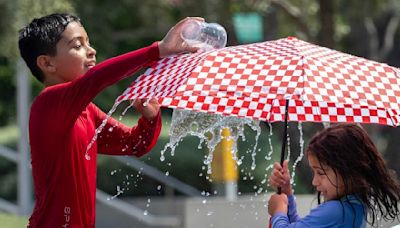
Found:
271,194 -> 366,228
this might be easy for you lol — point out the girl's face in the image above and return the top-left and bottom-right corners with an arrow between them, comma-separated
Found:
308,153 -> 345,201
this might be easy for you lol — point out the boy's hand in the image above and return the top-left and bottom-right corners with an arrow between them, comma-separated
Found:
268,193 -> 288,216
158,17 -> 205,58
133,98 -> 160,121
269,160 -> 293,195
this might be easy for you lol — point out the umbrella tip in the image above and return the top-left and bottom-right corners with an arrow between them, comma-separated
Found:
287,36 -> 297,40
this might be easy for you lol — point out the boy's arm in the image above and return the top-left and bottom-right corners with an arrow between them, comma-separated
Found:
51,42 -> 160,128
95,105 -> 162,156
46,17 -> 204,130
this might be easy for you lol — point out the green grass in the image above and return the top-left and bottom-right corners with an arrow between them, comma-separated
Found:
0,213 -> 28,228
0,125 -> 18,149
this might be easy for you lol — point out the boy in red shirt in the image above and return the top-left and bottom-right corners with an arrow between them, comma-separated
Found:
18,13 -> 202,227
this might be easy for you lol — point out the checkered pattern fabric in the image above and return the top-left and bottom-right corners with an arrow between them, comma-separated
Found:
117,37 -> 400,126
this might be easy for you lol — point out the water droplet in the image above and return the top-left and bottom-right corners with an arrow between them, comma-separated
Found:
291,122 -> 305,185
142,98 -> 151,107
86,101 -> 121,156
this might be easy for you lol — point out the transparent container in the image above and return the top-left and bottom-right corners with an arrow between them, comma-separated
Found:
181,20 -> 227,51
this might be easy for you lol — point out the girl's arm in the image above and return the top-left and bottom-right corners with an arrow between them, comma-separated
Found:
271,200 -> 343,227
287,194 -> 301,222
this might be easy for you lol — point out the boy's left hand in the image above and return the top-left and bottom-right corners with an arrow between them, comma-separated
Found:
158,17 -> 205,57
133,98 -> 160,121
268,193 -> 288,216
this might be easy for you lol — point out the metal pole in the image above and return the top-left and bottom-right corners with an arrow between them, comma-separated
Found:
225,181 -> 237,201
16,58 -> 32,215
211,128 -> 238,200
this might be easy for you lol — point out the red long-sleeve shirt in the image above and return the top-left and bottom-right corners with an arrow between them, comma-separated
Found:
28,43 -> 161,228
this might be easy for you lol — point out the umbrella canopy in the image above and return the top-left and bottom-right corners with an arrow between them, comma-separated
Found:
117,37 -> 400,126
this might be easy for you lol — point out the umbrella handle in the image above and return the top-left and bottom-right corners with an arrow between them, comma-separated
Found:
268,100 -> 289,228
269,99 -> 289,228
278,99 -> 289,194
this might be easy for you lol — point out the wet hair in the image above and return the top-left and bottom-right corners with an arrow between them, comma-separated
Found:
307,124 -> 400,226
18,13 -> 81,82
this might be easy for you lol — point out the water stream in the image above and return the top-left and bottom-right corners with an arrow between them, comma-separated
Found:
160,109 -> 261,175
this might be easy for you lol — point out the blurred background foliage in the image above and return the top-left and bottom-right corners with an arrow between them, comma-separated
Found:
0,0 -> 400,201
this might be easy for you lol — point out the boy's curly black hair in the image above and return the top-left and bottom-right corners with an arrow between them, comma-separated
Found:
18,13 -> 80,82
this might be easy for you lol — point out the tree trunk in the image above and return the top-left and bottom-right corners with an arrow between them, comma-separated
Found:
318,0 -> 335,48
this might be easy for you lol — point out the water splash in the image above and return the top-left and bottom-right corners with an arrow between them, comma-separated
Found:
86,101 -> 121,160
108,185 -> 124,200
248,123 -> 262,171
260,123 -> 275,194
291,122 -> 305,187
286,125 -> 291,161
265,123 -> 274,160
121,102 -> 134,117
146,198 -> 151,209
160,109 -> 261,175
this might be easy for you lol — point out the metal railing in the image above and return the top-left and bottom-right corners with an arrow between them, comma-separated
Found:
96,155 -> 202,227
0,144 -> 201,227
97,189 -> 181,227
0,146 -> 19,214
113,156 -> 201,197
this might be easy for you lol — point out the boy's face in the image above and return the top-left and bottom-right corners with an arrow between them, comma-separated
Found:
49,21 -> 96,83
308,153 -> 344,201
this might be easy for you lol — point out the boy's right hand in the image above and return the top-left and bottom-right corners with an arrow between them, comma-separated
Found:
269,160 -> 293,195
158,17 -> 205,58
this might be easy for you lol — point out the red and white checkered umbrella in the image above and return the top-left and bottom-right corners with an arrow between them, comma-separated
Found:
117,37 -> 400,126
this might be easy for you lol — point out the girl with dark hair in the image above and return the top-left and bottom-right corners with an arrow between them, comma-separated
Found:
268,124 -> 400,227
